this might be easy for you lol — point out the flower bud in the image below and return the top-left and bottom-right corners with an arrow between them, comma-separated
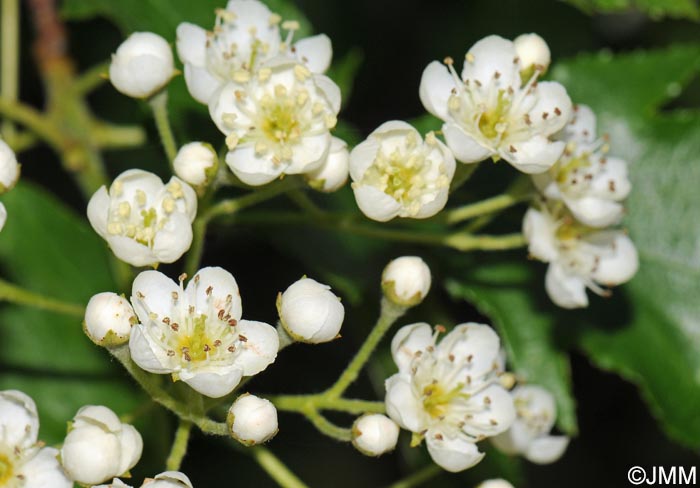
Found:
0,202 -> 6,232
109,32 -> 175,99
93,479 -> 132,488
60,405 -> 143,485
173,142 -> 219,188
142,471 -> 193,488
514,33 -> 551,77
306,137 -> 349,193
382,256 -> 431,306
0,139 -> 20,193
351,414 -> 399,456
84,292 -> 136,346
227,394 -> 278,446
477,480 -> 515,488
278,277 -> 345,343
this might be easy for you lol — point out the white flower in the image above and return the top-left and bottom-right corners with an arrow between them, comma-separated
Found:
128,267 -> 279,398
227,394 -> 279,445
142,471 -> 193,488
0,202 -> 6,233
84,292 -> 136,346
385,323 -> 515,472
176,0 -> 332,104
382,256 -> 431,307
60,405 -> 143,486
87,169 -> 197,267
0,138 -> 20,193
305,137 -> 349,192
513,33 -> 551,75
173,142 -> 219,187
350,121 -> 455,221
477,479 -> 516,488
209,56 -> 341,185
532,104 -> 631,227
419,35 -> 572,174
278,277 -> 344,343
0,390 -> 72,488
109,32 -> 175,99
492,385 -> 569,464
523,205 -> 639,309
351,414 -> 399,456
93,480 -> 132,488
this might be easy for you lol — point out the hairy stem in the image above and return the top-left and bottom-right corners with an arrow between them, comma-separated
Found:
249,447 -> 309,488
385,464 -> 442,488
446,176 -> 533,224
149,90 -> 178,163
165,420 -> 192,471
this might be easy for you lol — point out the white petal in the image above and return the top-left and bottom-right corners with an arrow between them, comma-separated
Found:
314,74 -> 342,114
463,385 -> 516,437
503,137 -> 565,174
116,424 -> 143,476
208,83 -> 252,135
348,138 -> 380,181
391,323 -> 433,372
106,235 -> 158,267
295,34 -> 332,73
545,263 -> 589,309
146,471 -> 193,488
114,169 -> 165,203
524,82 -> 573,136
525,435 -> 569,464
437,323 -> 502,380
522,207 -> 559,262
590,232 -> 638,286
0,390 -> 39,449
183,64 -> 221,105
87,186 -> 110,237
425,431 -> 485,472
443,123 -> 492,163
128,324 -> 172,374
560,103 -> 597,144
152,212 -> 193,264
352,184 -> 402,222
384,374 -> 425,432
226,146 -> 283,186
413,187 -> 449,219
20,447 -> 72,488
0,202 -> 6,232
181,367 -> 244,398
131,270 -> 180,323
461,35 -> 519,89
185,266 -> 243,320
491,420 -> 534,455
235,320 -> 279,376
176,23 -> 206,66
590,156 -> 631,200
287,133 -> 331,174
419,61 -> 457,120
565,196 -> 624,228
513,384 -> 557,432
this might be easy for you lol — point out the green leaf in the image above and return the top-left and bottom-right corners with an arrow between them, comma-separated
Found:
0,183 -> 145,443
550,45 -> 700,447
446,260 -> 578,435
563,0 -> 699,21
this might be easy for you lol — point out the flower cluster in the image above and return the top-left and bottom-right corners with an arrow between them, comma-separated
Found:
0,138 -> 20,233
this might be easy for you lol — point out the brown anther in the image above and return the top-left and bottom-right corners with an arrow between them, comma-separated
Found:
435,433 -> 444,440
542,112 -> 549,120
524,114 -> 532,125
167,350 -> 175,357
136,291 -> 145,299
194,274 -> 200,283
427,345 -> 435,352
609,180 -> 616,192
443,56 -> 454,65
554,107 -> 562,116
214,340 -> 222,347
509,145 -> 517,153
228,319 -> 238,326
204,344 -> 211,352
178,273 -> 187,283
513,56 -> 520,64
171,291 -> 178,300
448,354 -> 455,362
467,354 -> 474,362
239,334 -> 248,342
206,285 -> 213,296
484,396 -> 492,405
435,325 -> 446,333
490,419 -> 498,426
494,70 -> 501,79
218,309 -> 225,320
162,317 -> 171,325
228,345 -> 236,352
183,352 -> 192,362
415,350 -> 423,357
171,323 -> 180,331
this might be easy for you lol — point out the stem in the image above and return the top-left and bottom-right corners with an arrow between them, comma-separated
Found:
0,278 -> 84,316
386,465 -> 442,488
165,420 -> 192,471
445,232 -> 526,252
325,298 -> 406,399
1,0 -> 20,141
109,345 -> 229,436
184,217 -> 207,277
303,408 -> 352,441
271,394 -> 385,415
149,90 -> 178,163
74,60 -> 109,95
250,446 -> 309,488
446,176 -> 533,224
286,189 -> 324,217
91,123 -> 146,149
204,178 -> 301,222
0,97 -> 63,147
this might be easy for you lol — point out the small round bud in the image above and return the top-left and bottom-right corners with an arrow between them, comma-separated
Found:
477,480 -> 515,488
514,33 -> 551,76
227,394 -> 278,446
382,256 -> 431,306
173,142 -> 219,187
0,202 -> 6,232
351,414 -> 399,456
84,292 -> 136,346
109,32 -> 174,98
278,277 -> 345,343
0,139 -> 20,193
142,471 -> 193,488
60,405 -> 143,485
306,137 -> 349,193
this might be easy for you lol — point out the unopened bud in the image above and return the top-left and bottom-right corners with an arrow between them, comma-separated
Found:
477,480 -> 515,488
227,394 -> 278,446
514,33 -> 550,79
278,277 -> 344,343
109,32 -> 175,98
173,142 -> 219,188
0,139 -> 20,193
382,256 -> 431,306
351,414 -> 399,456
84,292 -> 136,347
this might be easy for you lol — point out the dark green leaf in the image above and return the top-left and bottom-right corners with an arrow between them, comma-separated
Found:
563,0 -> 699,21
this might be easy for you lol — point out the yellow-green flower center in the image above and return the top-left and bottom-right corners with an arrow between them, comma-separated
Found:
477,89 -> 512,140
0,453 -> 14,485
422,383 -> 468,419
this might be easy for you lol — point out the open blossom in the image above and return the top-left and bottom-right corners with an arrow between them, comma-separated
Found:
385,323 -> 515,472
523,204 -> 638,309
128,267 -> 279,398
61,406 -> 142,486
419,35 -> 572,174
0,138 -> 20,193
87,169 -> 197,267
209,56 -> 341,186
350,121 -> 455,222
532,104 -> 631,227
492,385 -> 569,464
176,0 -> 332,105
0,390 -> 72,488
